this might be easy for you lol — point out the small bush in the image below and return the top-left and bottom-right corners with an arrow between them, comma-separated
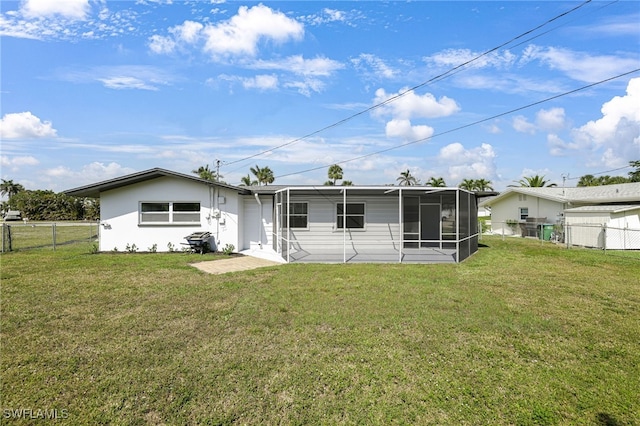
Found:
222,244 -> 235,255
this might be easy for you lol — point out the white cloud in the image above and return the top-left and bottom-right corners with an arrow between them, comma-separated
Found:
424,48 -> 517,70
1,155 -> 40,171
536,107 -> 566,131
98,76 -> 159,91
351,54 -> 398,79
148,34 -> 177,55
373,88 -> 460,120
202,4 -> 304,59
283,78 -> 325,97
438,142 -> 497,181
148,20 -> 203,54
512,115 -> 537,134
250,55 -> 344,77
554,77 -> 640,167
171,20 -> 203,44
0,112 -> 57,139
385,119 -> 433,141
303,8 -> 348,26
520,44 -> 640,83
218,74 -> 279,91
0,2 -> 140,41
150,5 -> 305,59
242,74 -> 279,90
59,65 -> 174,90
44,162 -> 135,184
21,0 -> 90,20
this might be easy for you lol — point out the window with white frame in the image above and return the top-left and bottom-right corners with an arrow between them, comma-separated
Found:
336,203 -> 365,229
289,202 -> 308,229
140,202 -> 200,224
519,207 -> 529,221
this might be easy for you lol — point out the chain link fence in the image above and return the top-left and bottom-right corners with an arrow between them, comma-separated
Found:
480,220 -> 640,258
1,221 -> 99,252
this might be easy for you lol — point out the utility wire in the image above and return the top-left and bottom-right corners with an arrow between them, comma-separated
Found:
275,68 -> 640,180
566,165 -> 632,180
222,0 -> 593,169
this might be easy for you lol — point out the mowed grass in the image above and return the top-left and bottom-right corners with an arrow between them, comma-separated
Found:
1,222 -> 98,251
1,237 -> 638,425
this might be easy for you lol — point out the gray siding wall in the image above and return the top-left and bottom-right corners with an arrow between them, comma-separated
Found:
284,195 -> 401,252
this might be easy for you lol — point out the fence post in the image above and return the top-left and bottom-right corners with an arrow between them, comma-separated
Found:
6,224 -> 12,252
52,223 -> 56,251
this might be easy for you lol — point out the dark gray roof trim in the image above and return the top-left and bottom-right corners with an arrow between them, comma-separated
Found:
64,168 -> 251,198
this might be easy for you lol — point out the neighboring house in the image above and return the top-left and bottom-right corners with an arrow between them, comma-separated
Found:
65,168 -> 480,263
564,205 -> 640,249
479,182 -> 640,249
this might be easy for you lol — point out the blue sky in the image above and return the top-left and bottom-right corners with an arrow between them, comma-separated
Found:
1,0 -> 639,193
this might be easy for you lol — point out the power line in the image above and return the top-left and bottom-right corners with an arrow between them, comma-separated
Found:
274,68 -> 640,180
222,0 -> 594,169
566,165 -> 633,180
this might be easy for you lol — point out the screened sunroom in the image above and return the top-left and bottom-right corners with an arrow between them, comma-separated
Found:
272,186 -> 478,263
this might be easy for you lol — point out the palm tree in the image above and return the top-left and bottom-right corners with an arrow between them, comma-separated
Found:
240,174 -> 257,186
396,169 -> 420,186
0,179 -> 25,209
458,178 -> 476,191
327,164 -> 343,185
577,174 -> 598,187
426,177 -> 447,187
474,178 -> 494,191
192,165 -> 218,182
512,175 -> 556,187
250,165 -> 275,186
629,160 -> 640,182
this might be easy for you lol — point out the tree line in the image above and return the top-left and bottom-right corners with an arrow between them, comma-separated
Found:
192,160 -> 638,190
1,180 -> 99,221
2,161 -> 637,221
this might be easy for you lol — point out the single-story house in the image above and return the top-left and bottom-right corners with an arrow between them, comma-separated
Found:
65,168 -> 480,263
563,204 -> 640,249
479,182 -> 640,249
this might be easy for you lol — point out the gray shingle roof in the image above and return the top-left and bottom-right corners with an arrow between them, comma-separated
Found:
64,168 -> 251,198
480,182 -> 640,206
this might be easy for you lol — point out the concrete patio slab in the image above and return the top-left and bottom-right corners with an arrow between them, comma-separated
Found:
191,255 -> 282,274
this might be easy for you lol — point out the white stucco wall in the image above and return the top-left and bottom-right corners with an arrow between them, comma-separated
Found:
99,176 -> 241,252
490,193 -> 565,235
241,194 -> 280,260
608,210 -> 640,249
564,211 -> 609,248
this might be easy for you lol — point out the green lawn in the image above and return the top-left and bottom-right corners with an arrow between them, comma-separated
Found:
1,237 -> 638,425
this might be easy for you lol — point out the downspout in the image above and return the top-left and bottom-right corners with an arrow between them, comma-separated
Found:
254,193 -> 263,248
399,188 -> 403,263
214,186 -> 220,249
343,187 -> 347,263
